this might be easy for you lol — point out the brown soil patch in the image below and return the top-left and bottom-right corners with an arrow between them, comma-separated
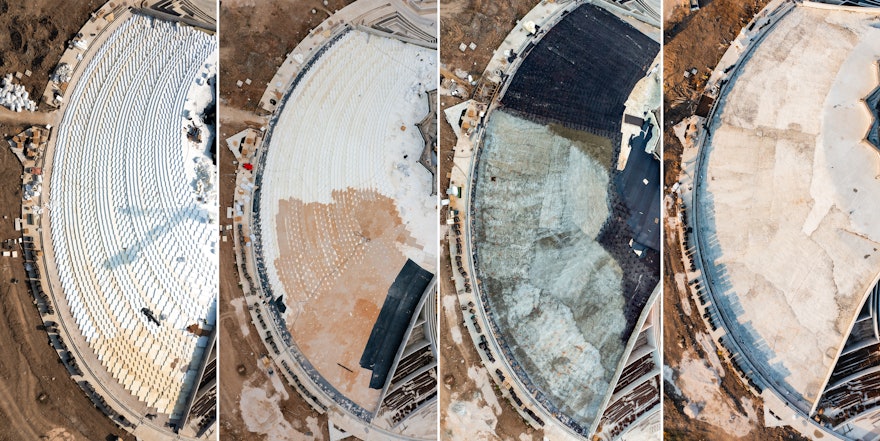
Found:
662,0 -> 766,187
440,0 -> 533,78
275,188 -> 410,409
0,0 -> 102,106
218,0 -> 356,113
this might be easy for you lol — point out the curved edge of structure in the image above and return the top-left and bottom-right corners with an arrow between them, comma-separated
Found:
20,1 -> 217,439
229,1 -> 438,439
444,1 -> 660,439
672,1 -> 880,439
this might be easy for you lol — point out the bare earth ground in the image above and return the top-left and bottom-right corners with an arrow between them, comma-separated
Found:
0,0 -> 103,104
663,224 -> 805,441
662,2 -> 807,440
0,1 -> 136,439
0,124 -> 133,441
438,0 -> 545,439
217,1 -> 354,439
439,250 -> 543,441
219,0 -> 355,113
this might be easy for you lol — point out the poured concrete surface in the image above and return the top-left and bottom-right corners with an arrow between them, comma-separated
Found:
698,6 -> 880,407
473,110 -> 625,423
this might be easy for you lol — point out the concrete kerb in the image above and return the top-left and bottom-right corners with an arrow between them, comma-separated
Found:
134,2 -> 217,32
354,24 -> 437,49
586,0 -> 660,28
802,0 -> 880,13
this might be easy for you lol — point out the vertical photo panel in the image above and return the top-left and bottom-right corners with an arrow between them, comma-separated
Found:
218,0 -> 439,439
439,0 -> 661,440
663,0 -> 880,440
0,0 -> 218,439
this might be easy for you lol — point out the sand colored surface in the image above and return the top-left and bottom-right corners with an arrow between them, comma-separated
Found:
257,27 -> 436,412
275,188 -> 410,408
698,6 -> 880,408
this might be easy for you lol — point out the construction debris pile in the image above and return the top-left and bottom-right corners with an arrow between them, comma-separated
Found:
52,63 -> 73,84
7,127 -> 50,201
0,74 -> 37,112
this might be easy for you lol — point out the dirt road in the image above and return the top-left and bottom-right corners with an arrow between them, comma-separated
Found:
0,108 -> 58,126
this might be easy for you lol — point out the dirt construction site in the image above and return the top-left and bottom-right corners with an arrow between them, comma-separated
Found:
0,1 -> 132,440
0,0 -> 856,440
0,132 -> 134,441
